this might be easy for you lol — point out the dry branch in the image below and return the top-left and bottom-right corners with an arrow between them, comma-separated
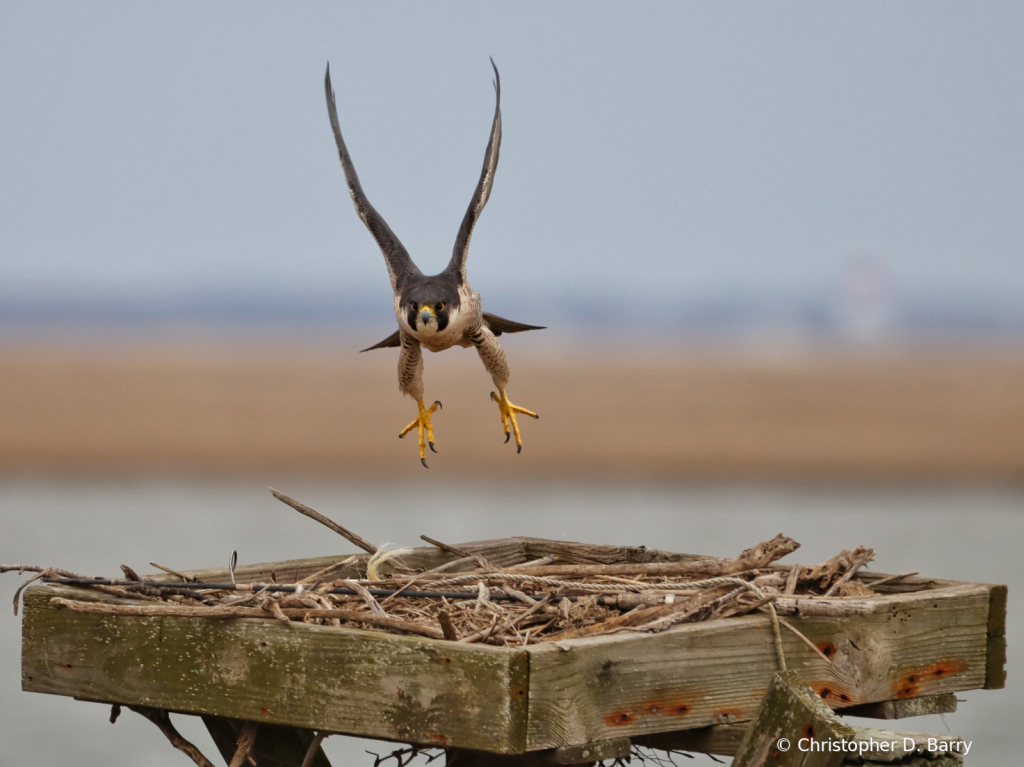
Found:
269,487 -> 378,554
129,706 -> 218,767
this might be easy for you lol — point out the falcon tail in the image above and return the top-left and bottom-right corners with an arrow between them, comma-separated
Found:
360,312 -> 545,352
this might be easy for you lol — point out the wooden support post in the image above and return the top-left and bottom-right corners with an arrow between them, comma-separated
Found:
731,670 -> 855,767
203,717 -> 332,767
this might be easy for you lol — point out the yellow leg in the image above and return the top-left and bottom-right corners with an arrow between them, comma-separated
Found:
490,391 -> 538,453
399,399 -> 441,468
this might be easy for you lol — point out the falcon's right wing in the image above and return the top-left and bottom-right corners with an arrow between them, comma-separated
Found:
325,64 -> 421,290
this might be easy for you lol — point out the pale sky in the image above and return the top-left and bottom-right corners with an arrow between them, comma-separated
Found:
2,2 -> 1023,315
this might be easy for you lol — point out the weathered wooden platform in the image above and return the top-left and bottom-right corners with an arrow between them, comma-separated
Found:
19,537 -> 1006,764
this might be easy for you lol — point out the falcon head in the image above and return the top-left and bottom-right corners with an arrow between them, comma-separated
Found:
401,283 -> 460,335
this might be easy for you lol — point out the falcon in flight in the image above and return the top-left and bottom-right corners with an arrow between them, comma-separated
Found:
324,61 -> 544,467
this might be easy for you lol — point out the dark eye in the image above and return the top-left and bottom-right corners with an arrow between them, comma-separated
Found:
412,302 -> 418,312
436,303 -> 444,312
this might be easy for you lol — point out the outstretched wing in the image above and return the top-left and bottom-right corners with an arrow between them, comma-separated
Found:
445,59 -> 502,287
360,329 -> 401,352
325,64 -> 421,290
482,312 -> 545,337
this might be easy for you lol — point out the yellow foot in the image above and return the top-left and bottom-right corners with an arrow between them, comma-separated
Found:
490,391 -> 538,453
399,399 -> 441,468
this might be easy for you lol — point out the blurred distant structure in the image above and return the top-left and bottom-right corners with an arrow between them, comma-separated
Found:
837,253 -> 893,344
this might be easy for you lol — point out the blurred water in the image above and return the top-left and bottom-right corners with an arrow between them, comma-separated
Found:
0,477 -> 1019,766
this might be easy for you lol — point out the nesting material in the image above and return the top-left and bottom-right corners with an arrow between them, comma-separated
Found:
7,535 -> 881,648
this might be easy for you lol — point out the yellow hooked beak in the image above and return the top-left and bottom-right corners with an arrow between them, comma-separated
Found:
418,305 -> 436,326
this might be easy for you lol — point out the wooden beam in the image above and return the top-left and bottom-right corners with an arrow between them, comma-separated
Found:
202,717 -> 332,767
523,584 -> 990,749
22,584 -> 529,753
731,670 -> 854,767
838,693 -> 956,720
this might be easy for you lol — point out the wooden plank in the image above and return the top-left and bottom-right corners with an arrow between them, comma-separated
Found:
203,717 -> 332,767
21,584 -> 529,753
838,693 -> 957,720
523,584 -> 991,750
731,670 -> 854,767
153,538 -> 530,584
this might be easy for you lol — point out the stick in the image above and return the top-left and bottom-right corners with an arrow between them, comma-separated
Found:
420,535 -> 501,572
228,721 -> 259,767
437,609 -> 459,641
865,571 -> 919,590
129,706 -> 217,767
269,488 -> 377,554
824,547 -> 875,597
150,562 -> 201,583
301,732 -> 330,767
343,579 -> 388,617
297,556 -> 359,586
51,598 -> 444,639
775,616 -> 834,664
783,565 -> 801,595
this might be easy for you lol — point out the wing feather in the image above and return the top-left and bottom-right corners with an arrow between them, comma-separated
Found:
445,59 -> 502,286
482,312 -> 545,337
325,64 -> 420,290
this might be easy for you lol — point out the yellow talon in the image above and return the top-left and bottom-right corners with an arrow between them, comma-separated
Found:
399,399 -> 441,467
490,391 -> 538,453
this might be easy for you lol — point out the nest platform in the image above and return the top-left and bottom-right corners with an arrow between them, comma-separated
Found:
18,536 -> 1007,766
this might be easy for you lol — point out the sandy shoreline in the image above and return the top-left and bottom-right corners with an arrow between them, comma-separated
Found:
2,342 -> 1022,478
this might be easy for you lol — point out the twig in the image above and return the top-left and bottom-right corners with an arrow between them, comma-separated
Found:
420,535 -> 501,572
150,562 -> 202,583
228,721 -> 259,767
865,571 -> 919,590
824,547 -> 875,597
129,706 -> 217,767
297,556 -> 359,586
784,565 -> 801,595
458,613 -> 501,644
269,488 -> 377,554
775,616 -> 834,664
301,732 -> 330,767
437,609 -> 459,640
344,579 -> 388,617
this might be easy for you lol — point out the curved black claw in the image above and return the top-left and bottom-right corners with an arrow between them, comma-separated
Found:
490,391 -> 497,402
517,444 -> 522,454
429,440 -> 438,454
504,431 -> 511,444
421,457 -> 429,469
434,400 -> 443,410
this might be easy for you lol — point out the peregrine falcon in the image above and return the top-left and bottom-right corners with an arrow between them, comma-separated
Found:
325,61 -> 544,467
